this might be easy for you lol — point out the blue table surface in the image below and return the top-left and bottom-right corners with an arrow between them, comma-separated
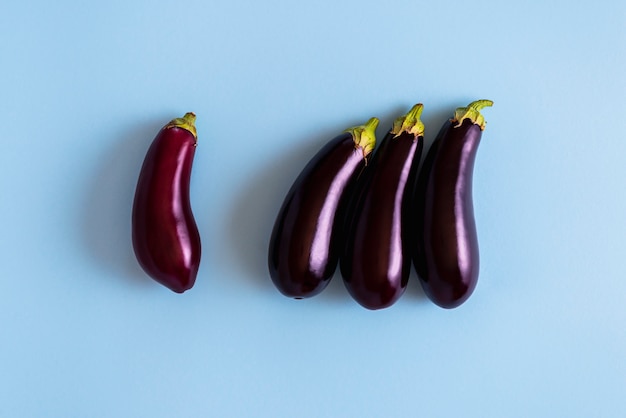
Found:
1,1 -> 625,417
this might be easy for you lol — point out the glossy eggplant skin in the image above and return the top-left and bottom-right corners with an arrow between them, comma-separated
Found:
341,131 -> 423,310
413,119 -> 482,308
132,115 -> 200,293
268,132 -> 371,298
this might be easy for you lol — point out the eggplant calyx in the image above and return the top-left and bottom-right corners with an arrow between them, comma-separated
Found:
346,117 -> 379,158
165,112 -> 198,139
453,100 -> 493,131
391,103 -> 425,138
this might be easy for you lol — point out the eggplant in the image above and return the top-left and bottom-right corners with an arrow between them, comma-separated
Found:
340,104 -> 424,310
413,100 -> 493,308
132,112 -> 201,293
268,118 -> 379,298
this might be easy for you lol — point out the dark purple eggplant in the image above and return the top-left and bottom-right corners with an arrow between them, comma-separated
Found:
340,104 -> 424,310
268,118 -> 379,298
132,113 -> 201,293
413,100 -> 493,308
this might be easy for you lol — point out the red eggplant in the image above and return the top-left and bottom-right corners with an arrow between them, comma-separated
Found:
132,112 -> 201,293
341,104 -> 424,310
268,118 -> 379,298
413,100 -> 492,308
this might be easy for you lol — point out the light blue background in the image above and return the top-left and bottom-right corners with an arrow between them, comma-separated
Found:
1,1 -> 625,417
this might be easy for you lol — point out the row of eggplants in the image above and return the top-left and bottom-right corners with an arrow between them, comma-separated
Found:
268,100 -> 493,309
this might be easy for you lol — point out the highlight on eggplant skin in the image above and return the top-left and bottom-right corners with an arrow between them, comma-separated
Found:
132,113 -> 201,293
341,104 -> 425,310
413,100 -> 493,308
268,118 -> 379,299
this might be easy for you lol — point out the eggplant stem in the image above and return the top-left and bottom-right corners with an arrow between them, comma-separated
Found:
165,112 -> 198,139
453,100 -> 493,131
391,103 -> 425,138
345,117 -> 379,159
